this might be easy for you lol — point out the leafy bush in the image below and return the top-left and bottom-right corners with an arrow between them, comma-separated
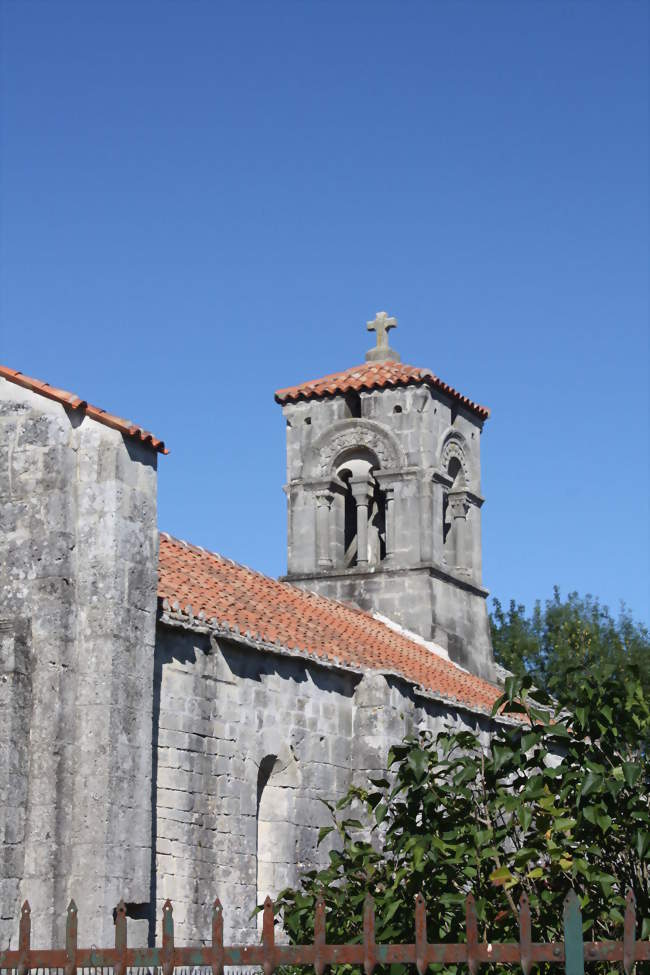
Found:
272,668 -> 649,974
490,588 -> 650,700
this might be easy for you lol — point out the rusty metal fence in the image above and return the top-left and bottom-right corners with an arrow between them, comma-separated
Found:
1,890 -> 649,975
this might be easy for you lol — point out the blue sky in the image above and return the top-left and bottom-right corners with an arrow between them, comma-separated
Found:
1,1 -> 648,625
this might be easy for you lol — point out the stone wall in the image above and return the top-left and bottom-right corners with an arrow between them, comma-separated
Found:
152,622 -> 492,946
0,379 -> 159,948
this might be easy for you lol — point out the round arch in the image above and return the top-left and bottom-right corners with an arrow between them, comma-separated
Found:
438,431 -> 471,487
306,418 -> 407,479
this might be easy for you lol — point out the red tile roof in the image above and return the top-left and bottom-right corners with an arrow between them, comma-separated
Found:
0,365 -> 168,454
275,360 -> 490,420
158,533 -> 504,717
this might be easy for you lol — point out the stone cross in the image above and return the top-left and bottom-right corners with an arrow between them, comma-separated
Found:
365,311 -> 401,363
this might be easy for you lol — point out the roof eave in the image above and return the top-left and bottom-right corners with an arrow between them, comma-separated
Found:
0,365 -> 169,454
157,598 -> 513,725
275,371 -> 489,421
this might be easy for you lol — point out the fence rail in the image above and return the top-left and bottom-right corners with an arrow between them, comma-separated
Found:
1,889 -> 649,975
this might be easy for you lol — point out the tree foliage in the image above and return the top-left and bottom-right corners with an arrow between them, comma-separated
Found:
490,587 -> 650,700
272,668 -> 650,974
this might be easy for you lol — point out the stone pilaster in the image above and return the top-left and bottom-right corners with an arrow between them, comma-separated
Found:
315,489 -> 334,568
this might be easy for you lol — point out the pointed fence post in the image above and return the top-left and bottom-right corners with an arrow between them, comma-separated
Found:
519,893 -> 532,975
415,893 -> 427,975
17,900 -> 31,975
262,896 -> 275,975
623,889 -> 636,975
211,898 -> 224,975
563,890 -> 584,975
162,899 -> 175,975
64,899 -> 77,975
314,896 -> 326,975
363,894 -> 377,975
114,900 -> 127,975
465,894 -> 479,975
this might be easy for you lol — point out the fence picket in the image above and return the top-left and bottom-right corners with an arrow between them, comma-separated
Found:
563,889 -> 584,975
1,887 -> 648,973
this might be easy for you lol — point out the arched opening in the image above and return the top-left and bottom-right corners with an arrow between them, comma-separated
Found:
442,451 -> 469,567
340,470 -> 358,565
256,751 -> 299,934
336,452 -> 386,568
448,455 -> 463,486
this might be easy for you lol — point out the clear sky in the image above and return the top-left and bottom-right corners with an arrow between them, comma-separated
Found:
1,1 -> 648,625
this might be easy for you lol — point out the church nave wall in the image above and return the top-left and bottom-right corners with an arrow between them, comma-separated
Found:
152,625 -> 489,947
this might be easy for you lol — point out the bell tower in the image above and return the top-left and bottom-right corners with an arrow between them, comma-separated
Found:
275,313 -> 495,679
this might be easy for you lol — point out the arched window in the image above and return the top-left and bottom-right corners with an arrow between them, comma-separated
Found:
336,453 -> 386,568
256,751 -> 299,934
442,451 -> 469,568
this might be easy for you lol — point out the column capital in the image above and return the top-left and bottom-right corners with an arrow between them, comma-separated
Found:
447,490 -> 470,520
350,474 -> 373,504
315,489 -> 334,508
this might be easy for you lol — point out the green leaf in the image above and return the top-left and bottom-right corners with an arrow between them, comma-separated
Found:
492,744 -> 512,771
317,826 -> 334,846
375,803 -> 388,825
489,867 -> 514,886
553,817 -> 576,831
407,748 -> 428,782
521,731 -> 539,751
580,771 -> 603,797
623,762 -> 642,787
595,814 -> 612,834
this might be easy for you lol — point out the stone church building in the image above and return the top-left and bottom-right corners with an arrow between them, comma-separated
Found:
0,314 -> 504,951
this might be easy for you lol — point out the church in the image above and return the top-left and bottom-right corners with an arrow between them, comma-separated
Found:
0,313 -> 505,951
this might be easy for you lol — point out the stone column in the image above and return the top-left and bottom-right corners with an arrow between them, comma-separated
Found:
315,490 -> 333,567
350,476 -> 373,565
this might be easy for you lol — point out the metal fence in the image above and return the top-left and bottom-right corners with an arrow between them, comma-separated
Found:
1,889 -> 648,975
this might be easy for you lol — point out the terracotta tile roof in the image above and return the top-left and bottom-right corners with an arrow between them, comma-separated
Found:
0,365 -> 168,454
158,533 -> 504,717
275,360 -> 490,421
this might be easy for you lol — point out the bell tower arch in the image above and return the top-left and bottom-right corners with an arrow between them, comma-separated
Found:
275,313 -> 495,679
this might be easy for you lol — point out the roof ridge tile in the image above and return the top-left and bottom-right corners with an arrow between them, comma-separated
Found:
274,359 -> 489,419
0,363 -> 168,453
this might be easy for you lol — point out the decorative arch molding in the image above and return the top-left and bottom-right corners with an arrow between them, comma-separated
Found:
438,430 -> 471,487
306,418 -> 407,478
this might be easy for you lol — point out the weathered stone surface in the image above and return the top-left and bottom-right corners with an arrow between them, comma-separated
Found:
0,379 -> 158,949
151,625 -> 492,946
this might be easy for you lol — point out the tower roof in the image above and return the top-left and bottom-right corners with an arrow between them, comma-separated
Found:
275,359 -> 490,420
